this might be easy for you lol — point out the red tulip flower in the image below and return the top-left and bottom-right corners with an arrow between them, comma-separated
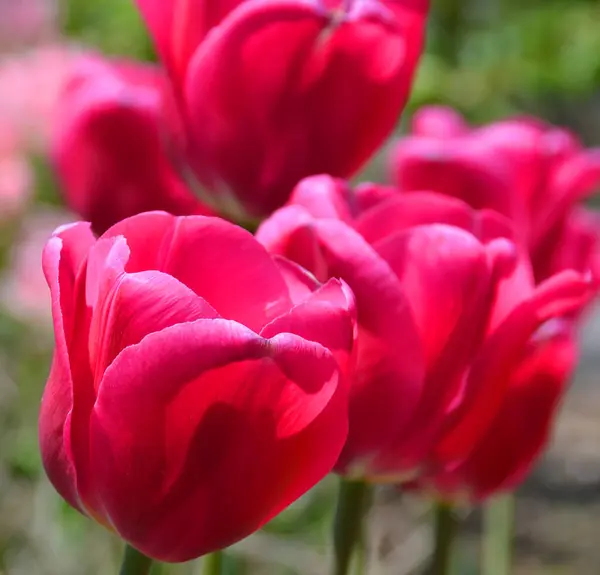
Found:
257,175 -> 592,481
39,211 -> 355,562
134,0 -> 429,220
52,55 -> 209,235
389,107 -> 600,286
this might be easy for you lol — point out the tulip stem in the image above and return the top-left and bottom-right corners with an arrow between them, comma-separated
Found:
332,477 -> 373,575
119,545 -> 153,575
428,501 -> 458,575
482,494 -> 515,575
202,551 -> 224,575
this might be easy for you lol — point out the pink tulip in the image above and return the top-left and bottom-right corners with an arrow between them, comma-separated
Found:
257,175 -> 591,484
40,211 -> 356,561
134,0 -> 429,220
389,107 -> 600,285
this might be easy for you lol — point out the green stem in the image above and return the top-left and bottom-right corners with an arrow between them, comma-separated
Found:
119,545 -> 153,575
482,494 -> 515,575
332,478 -> 374,575
202,551 -> 224,575
429,501 -> 458,575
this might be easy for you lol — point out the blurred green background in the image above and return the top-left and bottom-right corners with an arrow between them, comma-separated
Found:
0,0 -> 599,573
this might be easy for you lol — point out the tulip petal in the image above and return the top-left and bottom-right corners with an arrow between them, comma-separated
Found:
273,255 -> 321,304
257,205 -> 331,282
367,225 -> 512,470
135,0 -> 244,83
454,325 -> 577,499
411,105 -> 467,138
91,269 -> 220,380
262,210 -> 426,467
390,136 -> 516,221
356,192 -> 517,246
106,213 -> 293,331
355,192 -> 477,245
372,224 -> 495,374
52,58 -> 201,235
435,270 -> 592,464
40,222 -> 95,512
289,175 -> 355,222
90,319 -> 345,561
303,220 -> 425,471
261,277 -> 356,375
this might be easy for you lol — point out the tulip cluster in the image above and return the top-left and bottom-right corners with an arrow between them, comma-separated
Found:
39,0 -> 600,569
257,174 -> 593,498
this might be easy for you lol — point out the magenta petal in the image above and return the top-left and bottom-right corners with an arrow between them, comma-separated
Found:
455,325 -> 577,499
257,206 -> 331,282
183,0 -> 424,215
102,211 -> 178,272
89,319 -> 346,561
435,270 -> 592,464
304,220 -> 425,470
91,269 -> 220,380
355,192 -> 477,245
368,225 -> 511,470
107,213 -> 293,332
373,224 -> 494,373
411,105 -> 467,138
135,0 -> 245,83
273,255 -> 321,304
39,222 -> 95,512
134,0 -> 177,73
157,216 -> 293,331
289,175 -> 355,222
261,277 -> 356,376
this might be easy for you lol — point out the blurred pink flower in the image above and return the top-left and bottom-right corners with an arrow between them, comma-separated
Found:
0,44 -> 77,221
0,120 -> 33,220
1,208 -> 73,325
0,44 -> 77,150
0,0 -> 57,50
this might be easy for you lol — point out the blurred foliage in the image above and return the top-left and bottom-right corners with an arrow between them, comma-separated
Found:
410,1 -> 600,125
58,0 -> 155,61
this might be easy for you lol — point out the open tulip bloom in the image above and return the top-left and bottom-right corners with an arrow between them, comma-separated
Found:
40,212 -> 356,562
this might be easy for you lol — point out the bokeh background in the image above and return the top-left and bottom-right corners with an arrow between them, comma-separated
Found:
0,0 -> 599,573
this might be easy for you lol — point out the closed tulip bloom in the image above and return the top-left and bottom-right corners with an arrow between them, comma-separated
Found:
257,175 -> 592,480
40,211 -> 355,562
134,0 -> 429,220
389,107 -> 600,284
52,55 -> 209,235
